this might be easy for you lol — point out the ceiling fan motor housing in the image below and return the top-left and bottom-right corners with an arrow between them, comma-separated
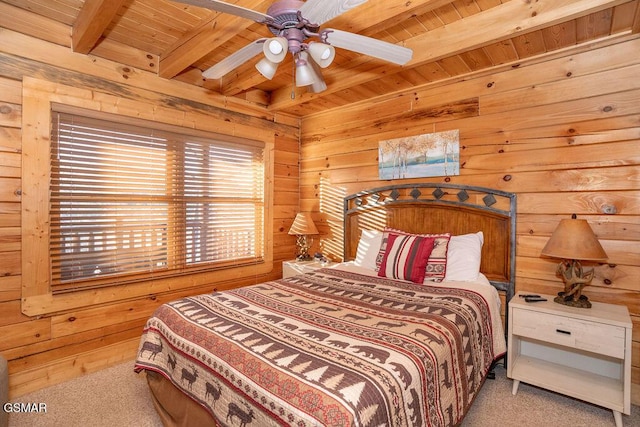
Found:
266,0 -> 320,54
266,0 -> 305,29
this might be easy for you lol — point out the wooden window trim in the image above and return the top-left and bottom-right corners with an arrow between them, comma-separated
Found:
21,78 -> 274,316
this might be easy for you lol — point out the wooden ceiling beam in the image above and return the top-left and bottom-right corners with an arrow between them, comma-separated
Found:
219,0 -> 451,96
158,0 -> 272,79
268,0 -> 630,112
632,0 -> 640,34
327,0 -> 453,38
72,0 -> 127,54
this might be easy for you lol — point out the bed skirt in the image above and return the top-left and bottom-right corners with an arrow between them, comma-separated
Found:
145,370 -> 216,427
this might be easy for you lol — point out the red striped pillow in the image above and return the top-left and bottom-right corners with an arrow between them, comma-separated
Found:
377,233 -> 435,283
376,228 -> 451,282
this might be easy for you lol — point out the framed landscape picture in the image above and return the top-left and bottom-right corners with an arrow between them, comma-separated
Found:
378,129 -> 460,179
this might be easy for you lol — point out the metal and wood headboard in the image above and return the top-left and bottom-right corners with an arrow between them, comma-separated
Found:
343,183 -> 516,303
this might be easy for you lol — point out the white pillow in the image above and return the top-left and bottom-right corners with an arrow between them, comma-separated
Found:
444,231 -> 484,281
353,230 -> 383,271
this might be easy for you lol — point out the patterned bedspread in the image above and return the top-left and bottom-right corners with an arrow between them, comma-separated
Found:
135,267 -> 506,427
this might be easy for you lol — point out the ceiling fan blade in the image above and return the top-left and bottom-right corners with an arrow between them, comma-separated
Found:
202,38 -> 267,79
299,0 -> 368,26
173,0 -> 272,23
323,29 -> 413,65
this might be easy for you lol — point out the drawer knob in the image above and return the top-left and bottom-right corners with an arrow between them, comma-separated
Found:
556,329 -> 571,335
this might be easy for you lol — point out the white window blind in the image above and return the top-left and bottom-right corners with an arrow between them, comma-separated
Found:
50,112 -> 265,293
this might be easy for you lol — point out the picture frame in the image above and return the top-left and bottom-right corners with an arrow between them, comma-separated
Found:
379,129 -> 460,179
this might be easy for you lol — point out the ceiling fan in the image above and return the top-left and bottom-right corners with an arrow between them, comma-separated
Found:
173,0 -> 413,93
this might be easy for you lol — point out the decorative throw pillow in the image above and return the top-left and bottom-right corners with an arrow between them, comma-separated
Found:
376,228 -> 451,282
377,233 -> 435,283
354,229 -> 383,271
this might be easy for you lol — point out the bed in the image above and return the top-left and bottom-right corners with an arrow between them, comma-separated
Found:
135,183 -> 516,427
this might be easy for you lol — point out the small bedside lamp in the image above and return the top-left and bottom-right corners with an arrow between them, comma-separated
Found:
288,212 -> 319,261
541,214 -> 608,308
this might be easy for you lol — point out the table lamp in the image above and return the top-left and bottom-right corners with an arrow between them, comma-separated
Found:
288,212 -> 319,261
540,214 -> 608,308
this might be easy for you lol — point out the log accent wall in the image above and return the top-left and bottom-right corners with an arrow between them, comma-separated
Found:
0,31 -> 300,397
300,35 -> 640,404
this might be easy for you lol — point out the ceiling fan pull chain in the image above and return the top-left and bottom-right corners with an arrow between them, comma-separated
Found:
291,59 -> 296,100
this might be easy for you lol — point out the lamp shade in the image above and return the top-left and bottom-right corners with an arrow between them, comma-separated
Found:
263,37 -> 288,63
295,61 -> 317,87
295,52 -> 320,87
307,55 -> 327,93
307,42 -> 335,68
541,217 -> 607,261
288,212 -> 319,236
308,78 -> 327,93
255,57 -> 279,79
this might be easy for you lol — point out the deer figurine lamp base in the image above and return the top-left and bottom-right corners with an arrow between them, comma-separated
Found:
553,259 -> 595,309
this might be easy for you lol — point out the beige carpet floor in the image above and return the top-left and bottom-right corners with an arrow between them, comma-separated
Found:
7,360 -> 640,426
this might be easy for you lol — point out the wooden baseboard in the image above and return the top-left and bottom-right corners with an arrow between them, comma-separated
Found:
8,337 -> 140,399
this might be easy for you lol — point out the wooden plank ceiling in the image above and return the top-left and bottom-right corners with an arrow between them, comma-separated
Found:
2,0 -> 639,118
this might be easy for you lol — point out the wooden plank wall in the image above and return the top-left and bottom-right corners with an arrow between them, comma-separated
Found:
300,35 -> 640,404
0,31 -> 300,397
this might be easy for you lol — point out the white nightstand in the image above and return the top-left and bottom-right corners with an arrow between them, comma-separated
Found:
282,259 -> 336,278
507,292 -> 632,427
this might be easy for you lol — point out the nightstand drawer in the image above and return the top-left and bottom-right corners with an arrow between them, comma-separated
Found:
512,308 -> 626,359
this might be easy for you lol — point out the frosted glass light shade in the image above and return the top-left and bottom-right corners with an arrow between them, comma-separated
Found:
308,79 -> 327,93
306,55 -> 327,93
295,66 -> 315,86
295,52 -> 320,87
263,37 -> 288,63
307,42 -> 335,68
255,58 -> 279,80
295,63 -> 316,87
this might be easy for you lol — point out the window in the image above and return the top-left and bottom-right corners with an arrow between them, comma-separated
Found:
21,79 -> 274,316
50,112 -> 266,293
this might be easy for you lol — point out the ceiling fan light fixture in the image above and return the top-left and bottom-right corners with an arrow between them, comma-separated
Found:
256,57 -> 280,80
189,0 -> 414,89
294,53 -> 319,87
295,63 -> 316,87
308,78 -> 327,93
306,54 -> 326,93
263,37 -> 288,63
307,42 -> 335,68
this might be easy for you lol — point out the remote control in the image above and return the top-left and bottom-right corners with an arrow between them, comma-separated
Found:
524,297 -> 547,303
519,294 -> 540,298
